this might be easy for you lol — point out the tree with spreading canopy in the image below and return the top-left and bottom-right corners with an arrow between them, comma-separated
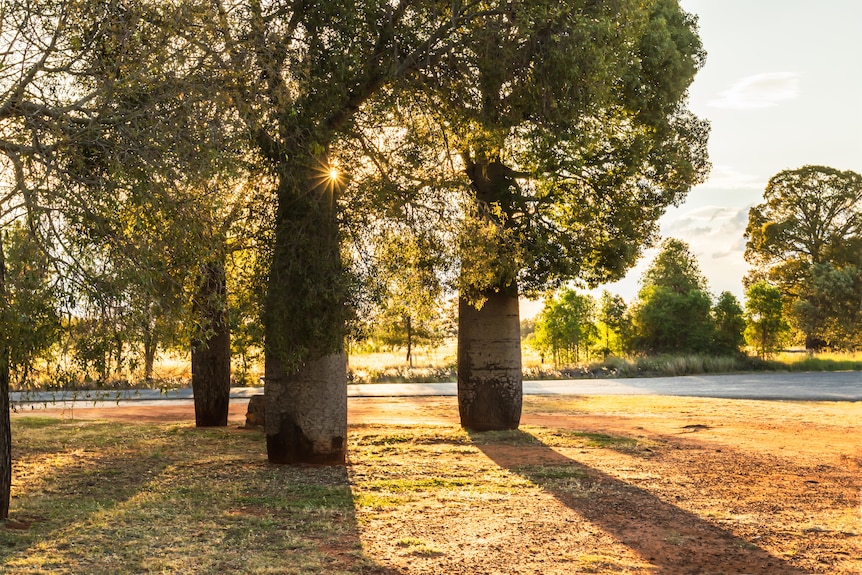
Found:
745,165 -> 862,350
52,0 -> 264,425
406,0 -> 709,429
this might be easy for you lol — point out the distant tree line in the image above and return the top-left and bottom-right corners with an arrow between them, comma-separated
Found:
530,188 -> 862,366
527,238 -> 749,365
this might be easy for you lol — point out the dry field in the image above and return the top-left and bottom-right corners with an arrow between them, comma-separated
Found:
3,394 -> 860,574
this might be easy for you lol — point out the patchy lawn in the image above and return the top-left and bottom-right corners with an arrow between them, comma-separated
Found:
3,395 -> 860,574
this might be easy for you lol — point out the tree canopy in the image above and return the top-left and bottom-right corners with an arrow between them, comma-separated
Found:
631,238 -> 715,354
745,165 -> 862,349
744,281 -> 790,358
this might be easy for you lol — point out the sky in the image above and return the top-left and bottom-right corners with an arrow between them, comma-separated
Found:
582,0 -> 862,308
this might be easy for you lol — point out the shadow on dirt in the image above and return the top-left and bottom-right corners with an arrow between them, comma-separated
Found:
471,429 -> 804,575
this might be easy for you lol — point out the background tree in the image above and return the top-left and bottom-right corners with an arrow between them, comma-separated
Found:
53,0 -> 279,425
789,262 -> 862,351
744,281 -> 790,358
0,223 -> 61,386
532,289 -> 598,367
598,290 -> 628,356
414,0 -> 709,430
364,231 -> 450,367
745,165 -> 862,349
630,238 -> 715,354
711,291 -> 745,355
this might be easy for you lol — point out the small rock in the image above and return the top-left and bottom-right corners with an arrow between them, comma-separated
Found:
245,394 -> 265,428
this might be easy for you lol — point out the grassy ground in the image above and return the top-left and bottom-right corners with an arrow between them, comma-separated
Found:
5,418 -> 364,574
3,396 -> 860,574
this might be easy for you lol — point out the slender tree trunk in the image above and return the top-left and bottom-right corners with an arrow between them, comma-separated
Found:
264,161 -> 347,464
191,258 -> 231,427
0,233 -> 11,519
143,326 -> 156,382
457,283 -> 522,431
405,316 -> 413,367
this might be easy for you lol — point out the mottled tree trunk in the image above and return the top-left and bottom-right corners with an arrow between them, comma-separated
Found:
0,233 -> 11,519
458,156 -> 524,431
264,161 -> 348,464
265,351 -> 347,464
191,259 -> 231,427
457,283 -> 522,431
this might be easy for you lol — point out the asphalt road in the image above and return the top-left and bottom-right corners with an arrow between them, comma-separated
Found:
10,371 -> 861,409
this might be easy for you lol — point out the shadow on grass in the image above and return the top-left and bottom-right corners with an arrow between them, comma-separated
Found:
471,429 -> 804,575
2,420 -> 399,574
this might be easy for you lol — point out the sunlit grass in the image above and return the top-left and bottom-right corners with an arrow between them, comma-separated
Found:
769,350 -> 862,372
15,341 -> 862,391
4,400 -> 859,574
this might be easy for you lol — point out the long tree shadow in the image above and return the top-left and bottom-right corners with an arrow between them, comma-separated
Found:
2,419 -> 400,574
471,429 -> 804,575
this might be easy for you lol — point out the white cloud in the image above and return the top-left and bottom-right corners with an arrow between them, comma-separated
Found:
663,205 -> 750,260
709,72 -> 800,109
698,165 -> 766,190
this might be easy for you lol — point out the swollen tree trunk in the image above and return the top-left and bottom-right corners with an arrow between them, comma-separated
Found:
458,156 -> 524,431
0,233 -> 11,519
457,283 -> 522,430
191,259 -> 231,427
265,351 -> 347,464
264,162 -> 347,464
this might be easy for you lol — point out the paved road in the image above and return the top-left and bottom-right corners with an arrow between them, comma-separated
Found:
10,371 -> 861,409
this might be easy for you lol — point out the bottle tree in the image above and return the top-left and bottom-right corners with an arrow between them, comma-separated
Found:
191,0 -> 543,462
416,0 -> 710,429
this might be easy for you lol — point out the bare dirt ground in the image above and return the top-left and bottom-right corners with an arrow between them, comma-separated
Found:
22,394 -> 862,574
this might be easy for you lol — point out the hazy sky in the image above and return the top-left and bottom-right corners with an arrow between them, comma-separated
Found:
595,0 -> 862,303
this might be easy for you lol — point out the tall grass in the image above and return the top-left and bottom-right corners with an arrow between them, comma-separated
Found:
16,340 -> 862,389
766,351 -> 862,372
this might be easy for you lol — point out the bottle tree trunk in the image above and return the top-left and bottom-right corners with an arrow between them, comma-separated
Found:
191,258 -> 231,427
457,282 -> 523,431
264,160 -> 347,464
0,233 -> 11,519
458,156 -> 524,431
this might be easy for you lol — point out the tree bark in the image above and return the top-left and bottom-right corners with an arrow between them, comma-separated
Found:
457,283 -> 522,431
0,233 -> 11,519
265,351 -> 347,464
264,161 -> 348,464
458,156 -> 524,431
191,259 -> 231,427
